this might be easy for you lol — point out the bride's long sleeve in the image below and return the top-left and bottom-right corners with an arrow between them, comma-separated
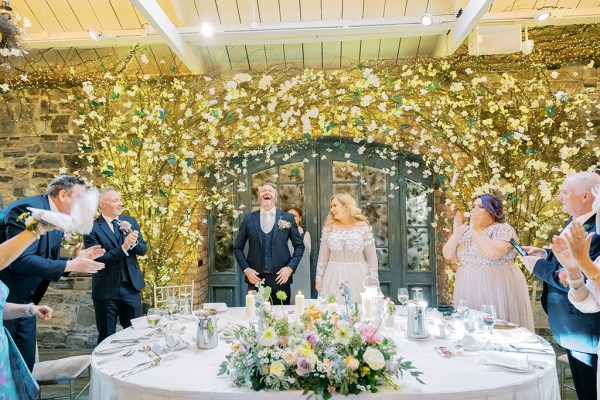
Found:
362,226 -> 379,280
315,228 -> 330,283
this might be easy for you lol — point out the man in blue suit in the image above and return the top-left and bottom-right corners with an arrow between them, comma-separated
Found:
84,187 -> 147,344
522,171 -> 600,400
234,183 -> 305,304
0,175 -> 106,371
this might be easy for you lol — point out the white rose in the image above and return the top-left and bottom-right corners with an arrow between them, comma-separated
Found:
363,347 -> 385,371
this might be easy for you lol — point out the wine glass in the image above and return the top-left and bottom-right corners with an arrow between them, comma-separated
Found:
146,308 -> 160,330
397,288 -> 409,306
481,304 -> 497,334
180,295 -> 192,317
166,296 -> 177,315
155,309 -> 169,337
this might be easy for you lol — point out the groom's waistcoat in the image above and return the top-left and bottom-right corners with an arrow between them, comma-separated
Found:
262,228 -> 275,274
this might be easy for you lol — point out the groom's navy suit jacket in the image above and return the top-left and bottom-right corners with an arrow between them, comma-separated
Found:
233,209 -> 305,284
0,194 -> 67,305
533,214 -> 600,356
84,215 -> 146,300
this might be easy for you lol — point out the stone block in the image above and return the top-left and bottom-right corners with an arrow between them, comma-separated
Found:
43,141 -> 78,153
32,171 -> 55,179
27,144 -> 41,154
13,188 -> 24,197
64,155 -> 83,169
51,115 -> 70,133
32,155 -> 63,169
14,158 -> 29,169
72,277 -> 92,290
583,67 -> 598,87
40,135 -> 58,141
76,305 -> 96,326
3,150 -> 25,157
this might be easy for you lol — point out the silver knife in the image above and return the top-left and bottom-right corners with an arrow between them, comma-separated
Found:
111,360 -> 153,377
121,359 -> 160,378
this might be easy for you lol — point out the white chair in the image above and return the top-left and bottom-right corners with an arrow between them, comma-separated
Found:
32,355 -> 90,400
153,280 -> 195,309
557,354 -> 575,399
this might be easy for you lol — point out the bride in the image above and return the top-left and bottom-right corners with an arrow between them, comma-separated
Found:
315,193 -> 378,303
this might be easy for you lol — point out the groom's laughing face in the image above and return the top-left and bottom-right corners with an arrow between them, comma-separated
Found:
259,185 -> 277,210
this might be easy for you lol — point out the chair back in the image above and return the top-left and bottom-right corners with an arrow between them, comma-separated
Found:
153,281 -> 195,309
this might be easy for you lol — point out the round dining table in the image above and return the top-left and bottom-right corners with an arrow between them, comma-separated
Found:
90,307 -> 559,400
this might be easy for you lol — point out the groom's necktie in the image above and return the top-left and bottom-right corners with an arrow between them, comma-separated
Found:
112,219 -> 123,244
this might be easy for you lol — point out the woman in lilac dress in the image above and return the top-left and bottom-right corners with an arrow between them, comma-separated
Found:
443,193 -> 534,331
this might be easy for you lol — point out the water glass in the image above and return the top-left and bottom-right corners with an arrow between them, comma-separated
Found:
165,321 -> 182,351
456,299 -> 469,319
166,296 -> 177,314
180,296 -> 192,316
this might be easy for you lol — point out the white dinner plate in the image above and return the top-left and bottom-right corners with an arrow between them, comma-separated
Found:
203,303 -> 228,313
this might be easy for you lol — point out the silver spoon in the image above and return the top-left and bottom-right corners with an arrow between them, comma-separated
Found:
97,349 -> 136,366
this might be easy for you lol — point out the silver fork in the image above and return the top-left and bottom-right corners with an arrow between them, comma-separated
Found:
97,349 -> 136,366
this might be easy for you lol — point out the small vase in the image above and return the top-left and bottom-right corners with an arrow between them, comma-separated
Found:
384,313 -> 395,329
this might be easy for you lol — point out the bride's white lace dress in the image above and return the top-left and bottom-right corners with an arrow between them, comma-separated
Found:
316,222 -> 378,303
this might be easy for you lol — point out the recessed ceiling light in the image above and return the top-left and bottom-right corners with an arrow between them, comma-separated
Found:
535,12 -> 551,22
201,23 -> 213,37
420,14 -> 433,27
87,29 -> 101,41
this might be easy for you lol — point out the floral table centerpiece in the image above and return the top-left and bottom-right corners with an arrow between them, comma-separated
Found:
219,282 -> 423,399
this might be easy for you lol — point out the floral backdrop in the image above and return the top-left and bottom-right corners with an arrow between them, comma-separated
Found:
2,40 -> 599,295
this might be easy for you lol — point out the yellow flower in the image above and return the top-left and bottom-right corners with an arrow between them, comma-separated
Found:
231,343 -> 240,351
270,360 -> 285,378
344,356 -> 359,371
360,366 -> 370,377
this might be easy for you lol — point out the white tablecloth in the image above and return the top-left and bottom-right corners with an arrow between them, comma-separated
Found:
90,308 -> 559,400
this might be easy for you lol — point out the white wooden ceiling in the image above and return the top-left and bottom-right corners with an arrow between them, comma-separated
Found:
11,0 -> 600,75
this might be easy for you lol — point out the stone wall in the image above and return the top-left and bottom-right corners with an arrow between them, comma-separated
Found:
1,88 -> 209,349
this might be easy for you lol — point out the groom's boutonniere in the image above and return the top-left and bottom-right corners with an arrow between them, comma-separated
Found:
118,220 -> 132,234
278,218 -> 291,230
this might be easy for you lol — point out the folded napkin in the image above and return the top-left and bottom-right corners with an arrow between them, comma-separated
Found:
203,303 -> 228,312
479,351 -> 529,371
130,316 -> 150,330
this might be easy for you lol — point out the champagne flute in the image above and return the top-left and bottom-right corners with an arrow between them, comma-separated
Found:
397,288 -> 409,306
481,304 -> 497,334
166,296 -> 177,315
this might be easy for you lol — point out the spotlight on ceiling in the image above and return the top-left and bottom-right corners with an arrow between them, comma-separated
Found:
201,23 -> 213,37
420,14 -> 434,26
535,11 -> 551,22
87,29 -> 101,41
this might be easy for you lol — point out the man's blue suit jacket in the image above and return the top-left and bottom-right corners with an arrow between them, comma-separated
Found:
533,214 -> 600,355
0,195 -> 67,304
233,209 -> 305,283
83,215 -> 147,301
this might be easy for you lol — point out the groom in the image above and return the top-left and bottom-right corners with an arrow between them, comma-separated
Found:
233,183 -> 304,304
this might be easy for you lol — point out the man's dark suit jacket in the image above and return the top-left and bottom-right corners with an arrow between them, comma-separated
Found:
233,209 -> 304,283
533,214 -> 600,355
0,195 -> 67,304
83,215 -> 146,300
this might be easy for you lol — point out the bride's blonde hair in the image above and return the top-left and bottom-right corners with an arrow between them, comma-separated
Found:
324,193 -> 369,228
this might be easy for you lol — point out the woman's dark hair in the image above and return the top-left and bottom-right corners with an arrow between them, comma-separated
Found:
287,206 -> 303,218
479,193 -> 505,223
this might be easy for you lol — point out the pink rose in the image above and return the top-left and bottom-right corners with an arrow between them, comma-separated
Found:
360,325 -> 383,345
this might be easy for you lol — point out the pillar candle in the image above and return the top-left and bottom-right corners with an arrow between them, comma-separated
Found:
362,296 -> 372,320
295,291 -> 305,316
245,294 -> 255,319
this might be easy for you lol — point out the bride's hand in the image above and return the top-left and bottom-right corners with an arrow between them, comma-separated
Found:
315,282 -> 322,292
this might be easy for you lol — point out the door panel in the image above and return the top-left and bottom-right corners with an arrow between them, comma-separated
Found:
208,141 -> 436,306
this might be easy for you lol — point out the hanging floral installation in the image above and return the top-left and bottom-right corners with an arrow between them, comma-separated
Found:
1,23 -> 599,290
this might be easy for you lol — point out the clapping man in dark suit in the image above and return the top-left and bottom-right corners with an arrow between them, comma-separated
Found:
84,187 -> 147,343
234,183 -> 305,304
0,175 -> 106,370
521,171 -> 600,400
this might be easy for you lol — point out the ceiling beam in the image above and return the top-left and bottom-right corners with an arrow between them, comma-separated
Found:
129,0 -> 204,73
434,0 -> 493,57
23,8 -> 600,50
